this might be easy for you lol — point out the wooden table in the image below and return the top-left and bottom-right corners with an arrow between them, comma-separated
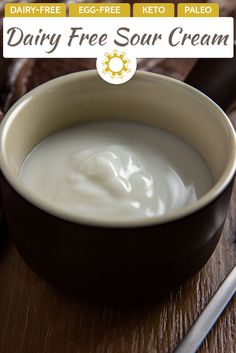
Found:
0,118 -> 235,353
0,0 -> 236,343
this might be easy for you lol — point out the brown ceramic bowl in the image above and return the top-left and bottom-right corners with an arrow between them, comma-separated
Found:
0,71 -> 236,300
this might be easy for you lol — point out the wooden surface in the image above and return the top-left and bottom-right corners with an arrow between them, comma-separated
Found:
0,121 -> 235,353
0,0 -> 236,350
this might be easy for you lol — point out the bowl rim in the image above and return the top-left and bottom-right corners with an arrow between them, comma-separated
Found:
0,69 -> 236,228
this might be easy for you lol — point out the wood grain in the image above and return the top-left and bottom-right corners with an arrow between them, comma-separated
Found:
0,1 -> 235,351
0,191 -> 235,353
0,116 -> 235,353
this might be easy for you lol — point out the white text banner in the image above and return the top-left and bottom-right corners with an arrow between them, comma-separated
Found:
3,17 -> 234,58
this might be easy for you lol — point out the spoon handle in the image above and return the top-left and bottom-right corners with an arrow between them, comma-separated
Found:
173,265 -> 236,353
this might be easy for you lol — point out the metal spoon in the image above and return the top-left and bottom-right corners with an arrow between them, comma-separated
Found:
174,265 -> 236,353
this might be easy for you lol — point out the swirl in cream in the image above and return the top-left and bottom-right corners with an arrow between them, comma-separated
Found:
20,121 -> 213,221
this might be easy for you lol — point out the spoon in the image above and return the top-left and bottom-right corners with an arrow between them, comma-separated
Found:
173,265 -> 236,353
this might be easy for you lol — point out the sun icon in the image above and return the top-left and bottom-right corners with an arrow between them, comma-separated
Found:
97,50 -> 136,84
102,50 -> 130,79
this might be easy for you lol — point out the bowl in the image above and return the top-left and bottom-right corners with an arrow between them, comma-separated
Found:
0,70 -> 235,300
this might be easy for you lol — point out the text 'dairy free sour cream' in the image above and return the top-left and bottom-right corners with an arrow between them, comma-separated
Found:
19,121 -> 214,222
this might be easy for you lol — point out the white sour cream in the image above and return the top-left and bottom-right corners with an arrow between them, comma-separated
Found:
19,121 -> 213,221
